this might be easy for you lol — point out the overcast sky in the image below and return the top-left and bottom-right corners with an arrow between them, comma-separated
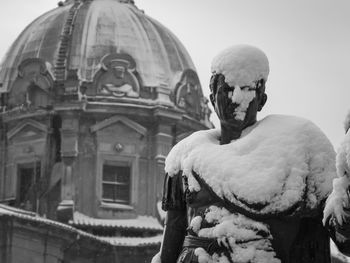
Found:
0,0 -> 349,149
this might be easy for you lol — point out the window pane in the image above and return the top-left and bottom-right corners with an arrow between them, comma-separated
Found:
35,162 -> 41,182
102,184 -> 116,200
102,165 -> 117,182
116,185 -> 130,203
102,164 -> 131,204
117,167 -> 130,184
19,168 -> 34,203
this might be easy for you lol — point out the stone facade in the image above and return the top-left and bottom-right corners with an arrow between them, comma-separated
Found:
0,205 -> 159,263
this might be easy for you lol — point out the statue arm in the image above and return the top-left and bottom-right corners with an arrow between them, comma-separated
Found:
327,210 -> 350,256
159,209 -> 187,263
152,172 -> 187,263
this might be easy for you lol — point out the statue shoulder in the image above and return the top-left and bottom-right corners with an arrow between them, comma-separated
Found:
165,129 -> 220,176
261,114 -> 335,155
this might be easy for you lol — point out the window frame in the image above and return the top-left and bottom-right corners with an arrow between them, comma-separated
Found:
97,154 -> 137,211
14,159 -> 42,211
101,162 -> 131,204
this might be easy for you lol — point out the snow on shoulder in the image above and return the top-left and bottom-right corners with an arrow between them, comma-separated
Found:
165,115 -> 336,215
211,45 -> 269,87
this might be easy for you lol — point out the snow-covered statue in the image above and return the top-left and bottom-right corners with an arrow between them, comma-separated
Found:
323,111 -> 350,255
152,45 -> 347,263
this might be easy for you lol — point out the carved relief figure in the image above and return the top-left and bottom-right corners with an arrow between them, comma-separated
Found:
175,70 -> 203,119
94,53 -> 140,98
8,58 -> 53,108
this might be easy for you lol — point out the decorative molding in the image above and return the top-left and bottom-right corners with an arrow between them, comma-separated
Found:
153,107 -> 182,121
114,143 -> 124,152
155,154 -> 166,164
90,115 -> 147,136
7,119 -> 48,140
155,84 -> 172,105
155,132 -> 173,139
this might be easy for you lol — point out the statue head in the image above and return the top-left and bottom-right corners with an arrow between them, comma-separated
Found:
209,45 -> 269,130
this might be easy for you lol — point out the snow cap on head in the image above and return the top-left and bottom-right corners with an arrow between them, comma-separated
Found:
211,44 -> 269,87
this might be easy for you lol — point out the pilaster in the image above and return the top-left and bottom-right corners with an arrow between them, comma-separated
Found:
57,112 -> 79,221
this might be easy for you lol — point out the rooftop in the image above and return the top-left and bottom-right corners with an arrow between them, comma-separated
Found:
0,204 -> 162,247
71,211 -> 163,232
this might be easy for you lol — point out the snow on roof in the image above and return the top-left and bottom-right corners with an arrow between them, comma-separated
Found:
100,235 -> 162,247
0,204 -> 162,247
0,203 -> 37,217
166,114 -> 336,215
71,211 -> 163,231
211,45 -> 269,87
0,204 -> 73,230
0,204 -> 105,242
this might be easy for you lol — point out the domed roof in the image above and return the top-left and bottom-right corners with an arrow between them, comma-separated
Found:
0,0 -> 196,90
0,0 -> 211,126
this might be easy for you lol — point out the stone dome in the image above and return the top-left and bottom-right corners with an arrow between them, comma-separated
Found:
0,0 -> 210,125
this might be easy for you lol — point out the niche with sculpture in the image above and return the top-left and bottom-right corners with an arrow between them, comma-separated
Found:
174,69 -> 210,121
8,58 -> 53,109
90,53 -> 141,98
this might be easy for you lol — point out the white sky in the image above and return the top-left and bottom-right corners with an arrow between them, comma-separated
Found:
0,0 -> 349,149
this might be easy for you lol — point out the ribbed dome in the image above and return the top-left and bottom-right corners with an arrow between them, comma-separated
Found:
0,0 -> 196,90
0,0 -> 211,126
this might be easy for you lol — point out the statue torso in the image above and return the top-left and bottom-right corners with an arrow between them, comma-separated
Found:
163,115 -> 335,263
178,174 -> 330,263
